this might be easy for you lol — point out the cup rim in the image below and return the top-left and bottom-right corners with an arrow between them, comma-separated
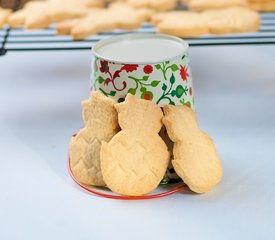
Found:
92,33 -> 189,65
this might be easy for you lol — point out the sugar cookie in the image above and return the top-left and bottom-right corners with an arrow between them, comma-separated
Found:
163,105 -> 223,194
62,5 -> 152,40
154,11 -> 209,37
69,91 -> 119,186
101,94 -> 170,196
0,7 -> 12,28
155,7 -> 259,37
247,0 -> 275,12
125,0 -> 177,11
8,0 -> 103,29
202,7 -> 260,34
188,0 -> 247,11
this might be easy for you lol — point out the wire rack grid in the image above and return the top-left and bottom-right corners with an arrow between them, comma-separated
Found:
1,7 -> 275,56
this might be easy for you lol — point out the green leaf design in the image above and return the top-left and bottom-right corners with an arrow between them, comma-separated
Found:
99,88 -> 107,96
165,61 -> 170,64
185,101 -> 191,108
171,64 -> 179,72
171,90 -> 176,97
155,64 -> 161,70
170,74 -> 175,84
180,98 -> 191,108
118,98 -> 125,103
151,81 -> 160,87
169,100 -> 175,105
162,83 -> 167,91
97,76 -> 105,84
128,88 -> 136,95
183,86 -> 188,95
140,87 -> 147,92
175,85 -> 184,98
110,91 -> 116,97
142,76 -> 149,81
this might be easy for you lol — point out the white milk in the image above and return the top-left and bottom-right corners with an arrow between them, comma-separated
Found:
93,34 -> 188,63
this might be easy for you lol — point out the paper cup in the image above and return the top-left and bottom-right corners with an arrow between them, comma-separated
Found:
91,33 -> 195,183
91,33 -> 194,108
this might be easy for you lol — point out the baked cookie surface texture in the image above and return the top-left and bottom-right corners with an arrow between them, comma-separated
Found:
163,105 -> 223,193
69,91 -> 119,186
101,94 -> 170,196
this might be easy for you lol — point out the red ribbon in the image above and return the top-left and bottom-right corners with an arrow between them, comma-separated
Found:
68,157 -> 187,200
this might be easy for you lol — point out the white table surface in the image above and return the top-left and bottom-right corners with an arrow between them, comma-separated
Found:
0,45 -> 275,240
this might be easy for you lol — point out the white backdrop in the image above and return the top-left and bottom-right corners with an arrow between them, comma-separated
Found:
0,45 -> 275,240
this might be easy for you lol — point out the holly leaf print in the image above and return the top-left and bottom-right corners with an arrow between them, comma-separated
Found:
128,88 -> 136,95
110,91 -> 116,97
151,81 -> 160,87
142,76 -> 149,81
171,64 -> 179,72
140,87 -> 147,92
175,85 -> 184,98
170,74 -> 175,84
169,100 -> 175,105
171,90 -> 176,97
97,76 -> 104,84
162,83 -> 167,91
155,64 -> 161,70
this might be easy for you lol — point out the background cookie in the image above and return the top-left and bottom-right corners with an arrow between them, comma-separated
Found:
59,4 -> 152,40
0,7 -> 11,28
163,105 -> 223,194
155,7 -> 259,37
188,0 -> 247,11
101,94 -> 170,196
247,0 -> 275,12
8,0 -> 103,29
117,0 -> 177,11
154,11 -> 208,37
202,7 -> 260,34
69,91 -> 119,186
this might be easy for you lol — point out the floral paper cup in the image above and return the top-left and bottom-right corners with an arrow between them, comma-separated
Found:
91,33 -> 194,183
91,34 -> 194,108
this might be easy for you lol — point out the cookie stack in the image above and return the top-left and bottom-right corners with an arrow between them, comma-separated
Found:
69,91 -> 223,196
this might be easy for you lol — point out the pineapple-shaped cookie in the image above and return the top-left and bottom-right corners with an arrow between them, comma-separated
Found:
69,91 -> 119,186
100,94 -> 170,196
163,105 -> 223,193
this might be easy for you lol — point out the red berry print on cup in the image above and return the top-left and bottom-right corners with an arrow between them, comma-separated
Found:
143,65 -> 153,74
143,93 -> 151,100
141,89 -> 154,101
189,87 -> 193,96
